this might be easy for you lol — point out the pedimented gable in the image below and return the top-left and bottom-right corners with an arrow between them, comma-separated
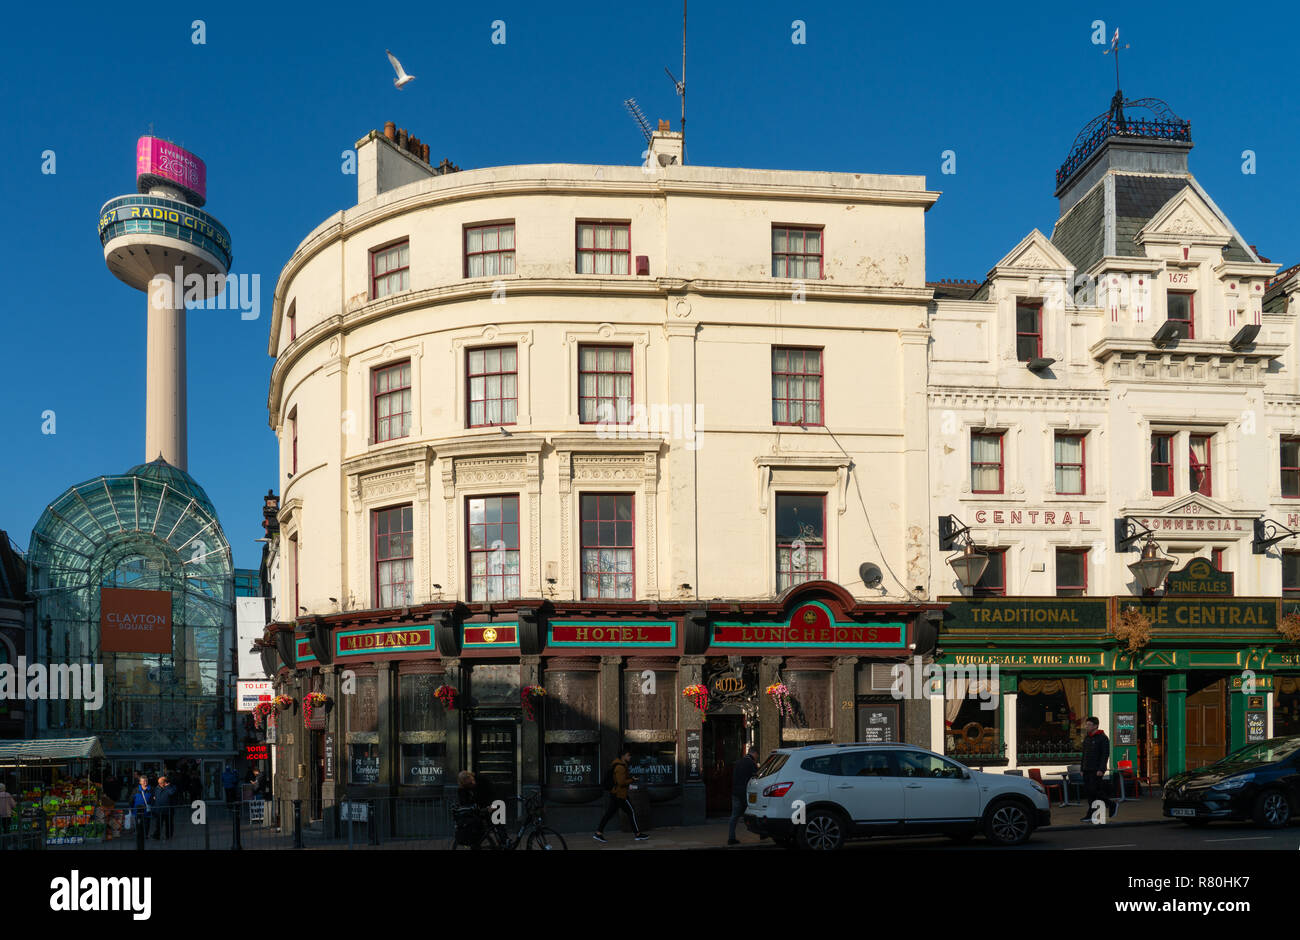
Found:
1138,188 -> 1232,245
992,229 -> 1073,273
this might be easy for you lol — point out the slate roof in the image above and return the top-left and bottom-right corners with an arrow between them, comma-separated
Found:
1113,175 -> 1191,257
1050,182 -> 1105,273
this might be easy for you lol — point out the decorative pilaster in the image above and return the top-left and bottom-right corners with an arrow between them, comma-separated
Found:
832,656 -> 858,743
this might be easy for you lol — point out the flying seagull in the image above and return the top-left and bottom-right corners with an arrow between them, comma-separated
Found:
386,50 -> 415,89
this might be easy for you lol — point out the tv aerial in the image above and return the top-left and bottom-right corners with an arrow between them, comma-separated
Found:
624,97 -> 653,144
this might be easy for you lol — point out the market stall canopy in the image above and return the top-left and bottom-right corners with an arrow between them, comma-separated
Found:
0,736 -> 105,765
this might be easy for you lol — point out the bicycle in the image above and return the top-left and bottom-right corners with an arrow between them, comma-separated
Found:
450,794 -> 567,850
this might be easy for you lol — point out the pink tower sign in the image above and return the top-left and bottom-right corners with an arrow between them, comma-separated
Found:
136,136 -> 207,206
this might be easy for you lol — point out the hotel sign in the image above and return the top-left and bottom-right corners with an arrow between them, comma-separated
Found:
1117,599 -> 1276,629
548,621 -> 677,647
941,597 -> 1109,631
1164,558 -> 1233,596
335,627 -> 436,657
712,601 -> 904,648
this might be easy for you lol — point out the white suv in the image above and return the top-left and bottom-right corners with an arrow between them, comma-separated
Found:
744,743 -> 1052,849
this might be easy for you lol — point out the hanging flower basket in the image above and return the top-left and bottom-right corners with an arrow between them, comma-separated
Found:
1112,607 -> 1153,654
765,682 -> 794,718
1280,612 -> 1300,645
252,701 -> 276,729
434,685 -> 459,710
521,686 -> 547,721
682,684 -> 709,716
272,694 -> 295,711
302,692 -> 330,724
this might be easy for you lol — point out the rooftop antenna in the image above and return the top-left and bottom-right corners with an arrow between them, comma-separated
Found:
664,0 -> 686,160
624,97 -> 653,144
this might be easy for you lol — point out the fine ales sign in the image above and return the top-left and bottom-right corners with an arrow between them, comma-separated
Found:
1163,558 -> 1234,596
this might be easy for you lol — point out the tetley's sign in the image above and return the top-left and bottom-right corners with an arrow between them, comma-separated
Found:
712,601 -> 904,648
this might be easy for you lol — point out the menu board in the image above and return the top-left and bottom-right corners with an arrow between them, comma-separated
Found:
685,729 -> 702,780
1114,713 -> 1137,747
1247,711 -> 1267,742
858,704 -> 897,743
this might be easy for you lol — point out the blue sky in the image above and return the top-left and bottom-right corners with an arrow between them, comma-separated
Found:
1,1 -> 1295,569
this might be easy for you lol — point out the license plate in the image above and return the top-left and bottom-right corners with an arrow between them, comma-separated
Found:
748,793 -> 756,804
1170,808 -> 1195,817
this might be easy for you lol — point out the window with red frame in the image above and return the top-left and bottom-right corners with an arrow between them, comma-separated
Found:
1054,432 -> 1085,495
1015,302 -> 1042,361
576,221 -> 630,274
373,361 -> 412,443
578,345 -> 632,424
971,432 -> 1004,494
371,241 -> 410,298
1282,437 -> 1300,498
1211,547 -> 1227,572
580,493 -> 634,599
775,493 -> 826,590
1285,552 -> 1300,597
1056,548 -> 1088,597
1151,433 -> 1174,496
771,226 -> 823,279
972,549 -> 1007,597
1166,291 -> 1194,339
467,496 -> 521,602
373,505 -> 413,608
465,222 -> 515,277
1190,434 -> 1212,496
772,347 -> 824,426
467,346 -> 518,427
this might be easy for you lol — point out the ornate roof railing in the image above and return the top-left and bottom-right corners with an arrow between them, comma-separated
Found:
1056,96 -> 1192,187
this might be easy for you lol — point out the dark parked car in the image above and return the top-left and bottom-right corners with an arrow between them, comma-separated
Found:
1163,736 -> 1300,828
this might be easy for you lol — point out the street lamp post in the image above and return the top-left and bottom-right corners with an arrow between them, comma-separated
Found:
937,515 -> 990,591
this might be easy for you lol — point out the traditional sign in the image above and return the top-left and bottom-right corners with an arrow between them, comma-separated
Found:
99,587 -> 173,653
941,597 -> 1109,631
548,621 -> 676,647
464,623 -> 519,648
1114,712 -> 1137,747
136,136 -> 207,203
1164,558 -> 1234,597
236,679 -> 273,711
712,602 -> 904,648
335,627 -> 436,657
1117,599 -> 1276,630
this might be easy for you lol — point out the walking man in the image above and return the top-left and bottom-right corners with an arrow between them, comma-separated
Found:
221,764 -> 239,812
152,775 -> 176,840
1080,716 -> 1118,821
728,746 -> 760,846
593,749 -> 648,843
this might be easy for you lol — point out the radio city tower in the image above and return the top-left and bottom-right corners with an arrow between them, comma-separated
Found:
97,137 -> 232,471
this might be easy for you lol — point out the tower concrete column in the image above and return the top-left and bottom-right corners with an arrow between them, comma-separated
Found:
145,272 -> 187,470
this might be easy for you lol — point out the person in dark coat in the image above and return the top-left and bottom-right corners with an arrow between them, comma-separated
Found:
454,771 -> 486,849
221,765 -> 239,811
130,775 -> 154,837
728,746 -> 760,845
151,776 -> 176,839
1080,716 -> 1117,820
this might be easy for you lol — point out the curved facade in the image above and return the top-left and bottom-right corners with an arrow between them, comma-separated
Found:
264,127 -> 942,828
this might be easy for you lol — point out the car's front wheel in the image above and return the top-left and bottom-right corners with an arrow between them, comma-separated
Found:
797,808 -> 847,851
983,799 -> 1033,846
1252,790 -> 1292,828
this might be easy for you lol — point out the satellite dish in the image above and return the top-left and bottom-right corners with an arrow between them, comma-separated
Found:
859,562 -> 884,589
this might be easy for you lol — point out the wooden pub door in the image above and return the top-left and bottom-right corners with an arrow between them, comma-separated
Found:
1184,678 -> 1227,771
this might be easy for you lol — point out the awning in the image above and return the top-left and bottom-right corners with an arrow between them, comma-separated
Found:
0,736 -> 105,764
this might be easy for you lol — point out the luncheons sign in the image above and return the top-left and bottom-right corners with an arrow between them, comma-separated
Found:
712,601 -> 904,648
99,587 -> 173,653
136,136 -> 207,205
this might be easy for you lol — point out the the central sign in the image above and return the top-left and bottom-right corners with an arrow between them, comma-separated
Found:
712,602 -> 904,648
